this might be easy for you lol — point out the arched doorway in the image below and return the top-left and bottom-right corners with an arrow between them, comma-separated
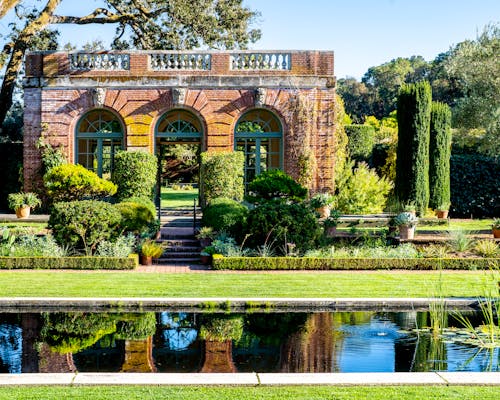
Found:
75,109 -> 124,179
234,109 -> 283,187
155,109 -> 203,210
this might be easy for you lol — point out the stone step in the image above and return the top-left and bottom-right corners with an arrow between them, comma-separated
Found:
164,252 -> 201,259
157,257 -> 201,264
163,238 -> 199,245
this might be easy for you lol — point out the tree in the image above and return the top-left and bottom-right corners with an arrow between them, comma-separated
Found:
395,81 -> 432,216
428,102 -> 452,211
0,0 -> 261,133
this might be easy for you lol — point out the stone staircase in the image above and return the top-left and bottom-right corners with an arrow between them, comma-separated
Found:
156,207 -> 202,265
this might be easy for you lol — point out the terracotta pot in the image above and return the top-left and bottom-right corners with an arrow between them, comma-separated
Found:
436,210 -> 448,219
316,206 -> 330,219
399,225 -> 415,240
15,206 -> 31,219
200,254 -> 212,265
326,226 -> 337,237
140,255 -> 153,266
493,228 -> 500,239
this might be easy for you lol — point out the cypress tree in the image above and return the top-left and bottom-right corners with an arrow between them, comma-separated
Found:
429,102 -> 452,211
395,81 -> 432,216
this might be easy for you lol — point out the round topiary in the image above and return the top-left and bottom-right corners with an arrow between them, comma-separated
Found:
246,170 -> 308,204
201,197 -> 248,237
48,200 -> 122,255
245,200 -> 321,254
115,201 -> 155,234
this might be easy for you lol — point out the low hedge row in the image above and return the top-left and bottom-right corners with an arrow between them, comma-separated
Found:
212,257 -> 500,271
0,256 -> 137,270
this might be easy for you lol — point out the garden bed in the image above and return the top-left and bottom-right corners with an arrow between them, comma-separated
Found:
212,256 -> 500,271
0,256 -> 137,270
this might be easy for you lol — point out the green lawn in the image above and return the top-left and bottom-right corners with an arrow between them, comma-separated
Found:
1,386 -> 499,400
161,187 -> 198,208
0,270 -> 496,298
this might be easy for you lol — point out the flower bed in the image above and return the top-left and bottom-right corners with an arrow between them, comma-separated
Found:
212,256 -> 500,271
0,255 -> 137,270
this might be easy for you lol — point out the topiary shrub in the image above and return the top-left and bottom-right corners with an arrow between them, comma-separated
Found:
112,151 -> 157,201
345,124 -> 375,162
245,200 -> 321,254
201,198 -> 248,237
43,164 -> 117,202
115,201 -> 155,234
49,200 -> 122,255
200,151 -> 244,206
246,170 -> 308,204
120,196 -> 157,218
395,81 -> 432,216
429,102 -> 452,211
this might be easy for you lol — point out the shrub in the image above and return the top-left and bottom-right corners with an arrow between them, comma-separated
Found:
395,81 -> 432,216
429,102 -> 452,211
96,234 -> 136,258
49,200 -> 122,255
246,170 -> 308,204
334,161 -> 393,214
9,234 -> 64,257
115,201 -> 155,234
345,124 -> 375,162
450,154 -> 500,218
44,164 -> 117,202
0,256 -> 136,270
201,198 -> 248,237
245,200 -> 321,254
473,240 -> 499,258
120,196 -> 157,218
200,151 -> 244,205
112,151 -> 157,201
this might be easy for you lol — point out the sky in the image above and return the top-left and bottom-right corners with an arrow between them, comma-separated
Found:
1,0 -> 499,79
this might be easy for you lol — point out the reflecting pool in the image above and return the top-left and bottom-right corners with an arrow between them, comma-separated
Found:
0,311 -> 498,373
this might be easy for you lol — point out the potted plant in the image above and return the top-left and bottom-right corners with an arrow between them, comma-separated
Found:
200,245 -> 216,265
394,212 -> 418,240
403,202 -> 416,216
435,203 -> 450,219
196,226 -> 215,247
139,239 -> 164,266
7,192 -> 42,219
310,193 -> 333,219
323,209 -> 340,237
492,219 -> 500,239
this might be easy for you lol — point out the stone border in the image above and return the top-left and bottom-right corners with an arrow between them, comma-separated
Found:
0,297 -> 481,313
0,372 -> 499,386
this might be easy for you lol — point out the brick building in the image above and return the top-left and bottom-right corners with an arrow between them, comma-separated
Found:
23,50 -> 338,195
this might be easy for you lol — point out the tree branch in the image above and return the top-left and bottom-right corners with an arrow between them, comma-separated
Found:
51,8 -> 133,24
0,0 -> 21,19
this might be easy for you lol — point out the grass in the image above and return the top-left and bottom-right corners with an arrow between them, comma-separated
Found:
0,270 -> 495,298
161,187 -> 198,208
1,386 -> 499,400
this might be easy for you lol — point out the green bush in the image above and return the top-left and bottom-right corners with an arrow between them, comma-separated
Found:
212,256 -> 500,271
49,200 -> 122,255
429,102 -> 452,210
96,234 -> 135,258
246,170 -> 308,204
334,161 -> 393,214
450,154 -> 500,217
200,151 -> 244,205
112,151 -> 157,201
245,200 -> 321,254
120,196 -> 157,218
345,124 -> 375,162
115,201 -> 155,234
43,164 -> 117,202
395,81 -> 432,216
9,234 -> 64,257
201,198 -> 248,237
0,256 -> 136,269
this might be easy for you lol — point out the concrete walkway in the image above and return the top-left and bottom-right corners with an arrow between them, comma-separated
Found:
0,372 -> 499,386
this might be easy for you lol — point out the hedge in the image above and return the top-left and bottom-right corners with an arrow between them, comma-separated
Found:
0,256 -> 137,270
212,257 -> 500,271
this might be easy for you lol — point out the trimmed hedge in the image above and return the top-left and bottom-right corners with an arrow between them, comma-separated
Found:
113,151 -> 157,201
212,257 -> 500,271
0,256 -> 137,270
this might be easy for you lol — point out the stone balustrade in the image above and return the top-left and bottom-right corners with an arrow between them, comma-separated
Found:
69,53 -> 130,71
230,52 -> 291,70
150,53 -> 211,70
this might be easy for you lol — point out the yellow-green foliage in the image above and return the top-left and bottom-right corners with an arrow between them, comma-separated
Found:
115,201 -> 155,233
44,164 -> 117,202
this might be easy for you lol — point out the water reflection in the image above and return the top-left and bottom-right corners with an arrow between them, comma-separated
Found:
0,311 -> 498,374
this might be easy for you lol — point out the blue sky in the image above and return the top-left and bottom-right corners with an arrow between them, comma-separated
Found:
2,0 -> 499,79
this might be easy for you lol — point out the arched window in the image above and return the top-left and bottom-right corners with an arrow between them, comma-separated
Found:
234,109 -> 282,186
156,109 -> 202,142
76,110 -> 124,178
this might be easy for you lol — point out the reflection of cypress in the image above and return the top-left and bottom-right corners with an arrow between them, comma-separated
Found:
280,313 -> 340,373
21,314 -> 41,373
